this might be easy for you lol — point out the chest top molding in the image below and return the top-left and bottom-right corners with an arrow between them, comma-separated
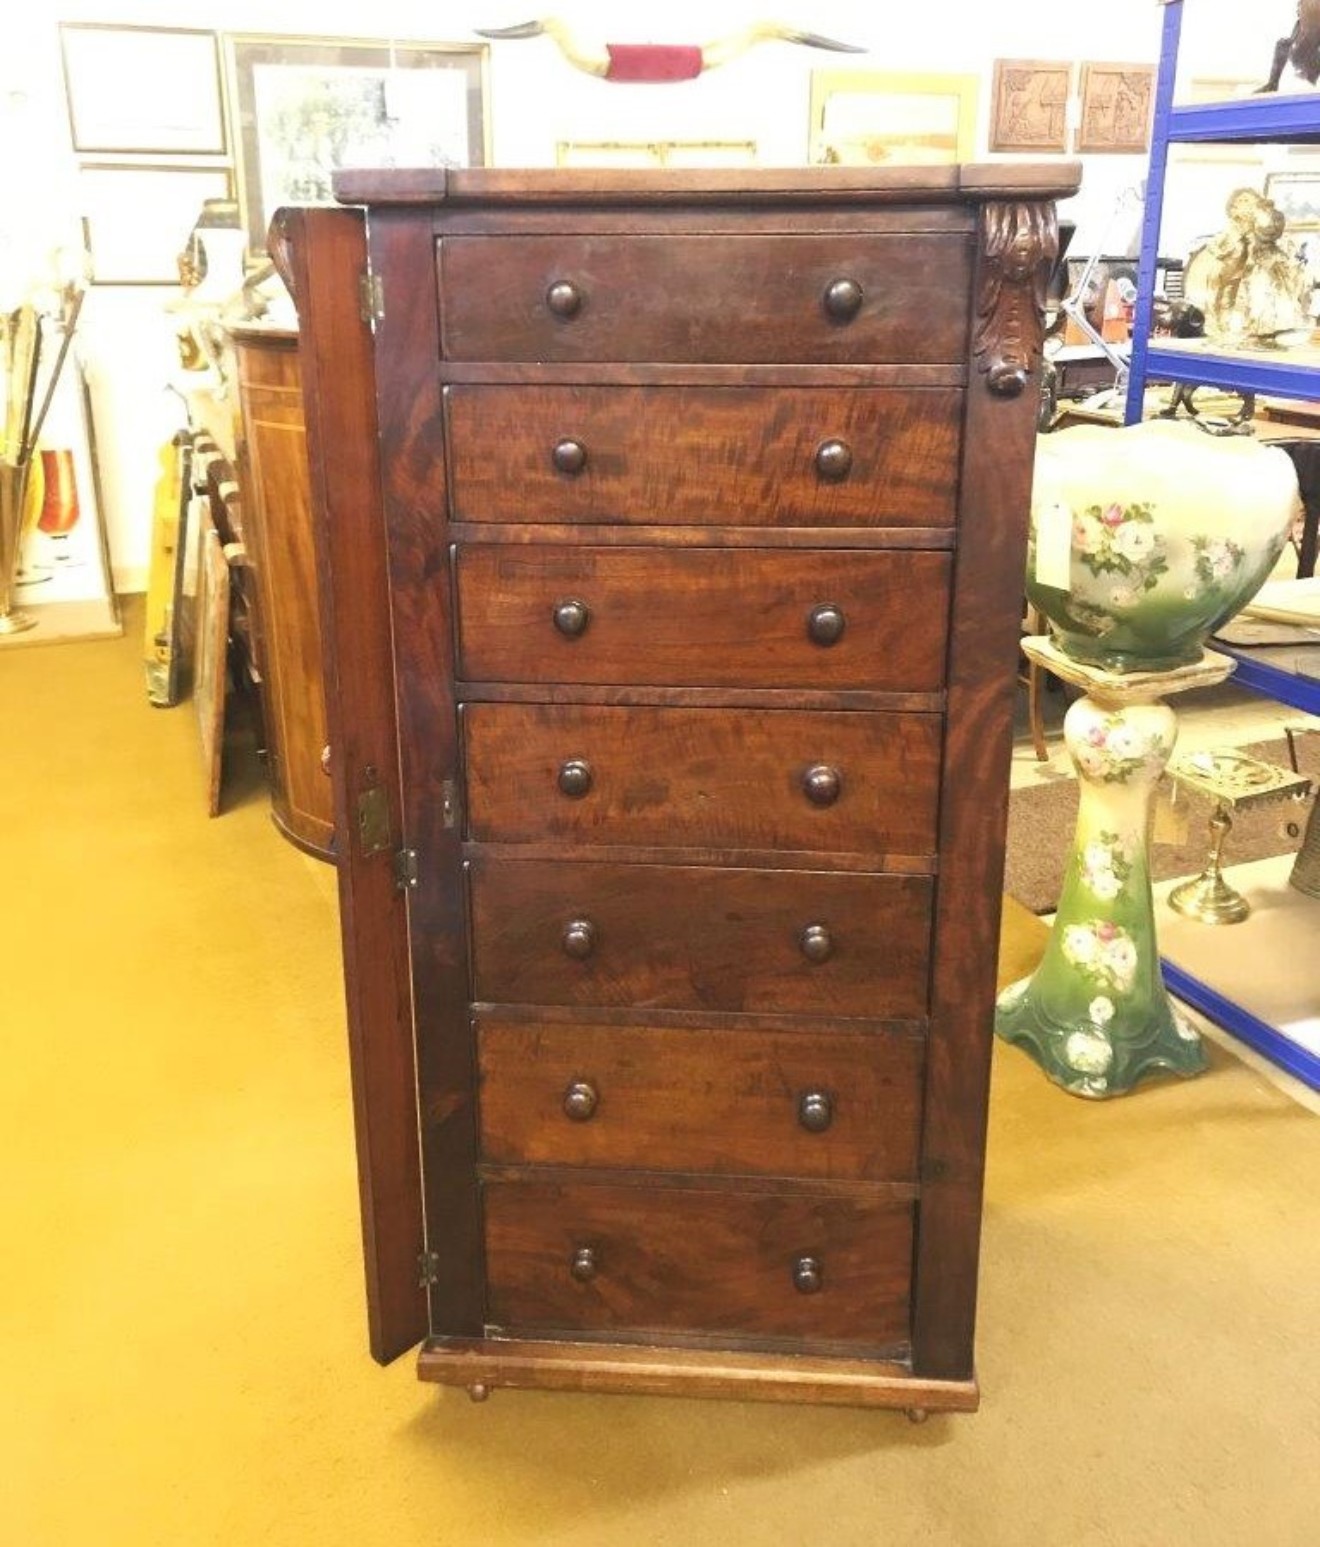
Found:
332,164 -> 1082,210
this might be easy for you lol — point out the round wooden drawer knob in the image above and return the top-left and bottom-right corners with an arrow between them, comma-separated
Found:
558,758 -> 593,798
822,278 -> 863,322
562,919 -> 596,959
815,439 -> 853,482
552,598 -> 590,637
807,604 -> 846,646
793,1255 -> 823,1294
552,438 -> 587,475
562,1079 -> 599,1121
546,280 -> 583,318
570,1246 -> 598,1281
797,1090 -> 834,1133
802,764 -> 841,807
800,924 -> 834,964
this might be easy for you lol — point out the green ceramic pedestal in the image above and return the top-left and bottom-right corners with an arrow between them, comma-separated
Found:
996,640 -> 1236,1098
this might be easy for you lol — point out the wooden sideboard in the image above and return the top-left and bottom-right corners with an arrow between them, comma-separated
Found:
281,162 -> 1079,1412
199,323 -> 333,858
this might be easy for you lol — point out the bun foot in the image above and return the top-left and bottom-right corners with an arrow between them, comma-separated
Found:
906,1407 -> 929,1425
468,1383 -> 491,1403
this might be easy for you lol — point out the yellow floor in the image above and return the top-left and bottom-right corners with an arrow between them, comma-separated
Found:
3,612 -> 1318,1546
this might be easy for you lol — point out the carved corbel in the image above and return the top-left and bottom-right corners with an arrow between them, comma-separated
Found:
973,200 -> 1059,397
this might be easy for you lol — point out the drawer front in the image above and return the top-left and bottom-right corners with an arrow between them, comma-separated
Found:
455,546 -> 951,691
469,859 -> 932,1017
484,1180 -> 914,1347
477,1018 -> 924,1181
463,703 -> 942,856
438,233 -> 970,363
446,385 -> 961,527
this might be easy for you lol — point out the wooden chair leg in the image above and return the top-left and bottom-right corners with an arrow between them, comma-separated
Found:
1022,603 -> 1050,762
1027,660 -> 1049,762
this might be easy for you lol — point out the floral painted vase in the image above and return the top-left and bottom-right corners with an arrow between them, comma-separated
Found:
1027,419 -> 1300,673
996,694 -> 1205,1097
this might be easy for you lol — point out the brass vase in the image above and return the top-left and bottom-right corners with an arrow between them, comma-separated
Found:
0,457 -> 37,635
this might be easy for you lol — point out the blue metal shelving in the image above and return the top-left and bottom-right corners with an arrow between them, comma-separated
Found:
1162,962 -> 1320,1088
1125,1 -> 1320,1089
1214,644 -> 1320,716
1169,95 -> 1320,144
1142,343 -> 1320,401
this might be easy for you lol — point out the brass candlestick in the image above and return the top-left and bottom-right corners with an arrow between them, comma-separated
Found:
1167,748 -> 1313,924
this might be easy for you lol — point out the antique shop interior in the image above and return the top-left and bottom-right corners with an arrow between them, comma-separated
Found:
4,2 -> 1318,1543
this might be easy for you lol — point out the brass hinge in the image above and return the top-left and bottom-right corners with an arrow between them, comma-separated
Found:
418,1249 -> 441,1287
394,847 -> 420,891
358,269 -> 385,325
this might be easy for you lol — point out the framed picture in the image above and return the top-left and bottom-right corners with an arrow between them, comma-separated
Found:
1077,63 -> 1156,154
809,71 -> 978,167
989,60 -> 1071,154
556,141 -> 758,169
80,164 -> 234,286
1265,172 -> 1320,231
59,24 -> 226,155
228,35 -> 489,254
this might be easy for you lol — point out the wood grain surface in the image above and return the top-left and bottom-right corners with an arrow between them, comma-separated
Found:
483,1180 -> 914,1346
437,233 -> 969,363
462,702 -> 942,856
469,859 -> 933,1018
445,384 -> 960,526
233,333 -> 333,856
455,545 -> 952,691
477,1017 -> 925,1181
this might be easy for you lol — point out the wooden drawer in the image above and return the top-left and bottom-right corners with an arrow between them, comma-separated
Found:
437,233 -> 970,363
477,1017 -> 925,1181
469,859 -> 932,1017
455,546 -> 951,691
445,385 -> 961,527
463,703 -> 942,856
484,1180 -> 914,1348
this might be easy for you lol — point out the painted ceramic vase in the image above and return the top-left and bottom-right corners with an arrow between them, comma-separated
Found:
996,693 -> 1204,1097
1026,419 -> 1300,673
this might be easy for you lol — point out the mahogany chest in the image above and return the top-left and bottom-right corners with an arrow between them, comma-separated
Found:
280,164 -> 1078,1413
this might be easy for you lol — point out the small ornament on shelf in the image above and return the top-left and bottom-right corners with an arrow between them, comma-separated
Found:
1184,188 -> 1313,349
1258,2 -> 1320,93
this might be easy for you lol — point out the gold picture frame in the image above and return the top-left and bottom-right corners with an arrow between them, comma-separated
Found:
989,60 -> 1071,154
809,70 -> 978,167
1077,62 -> 1156,154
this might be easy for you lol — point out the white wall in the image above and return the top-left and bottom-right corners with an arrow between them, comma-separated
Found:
6,1 -> 1310,588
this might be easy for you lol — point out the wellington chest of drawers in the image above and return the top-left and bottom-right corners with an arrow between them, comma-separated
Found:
278,163 -> 1079,1414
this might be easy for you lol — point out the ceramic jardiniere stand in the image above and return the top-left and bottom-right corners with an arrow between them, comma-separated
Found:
1026,419 -> 1299,675
996,639 -> 1235,1098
